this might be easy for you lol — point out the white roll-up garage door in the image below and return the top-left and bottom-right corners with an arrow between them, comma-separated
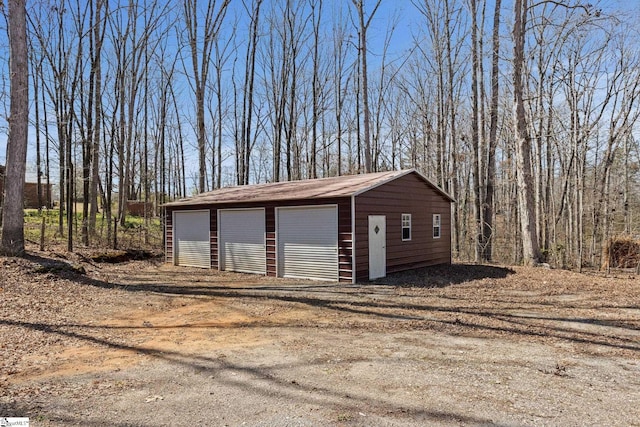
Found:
277,205 -> 338,281
219,208 -> 266,274
173,210 -> 211,268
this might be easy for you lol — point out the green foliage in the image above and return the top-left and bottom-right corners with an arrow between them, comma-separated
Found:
23,209 -> 163,250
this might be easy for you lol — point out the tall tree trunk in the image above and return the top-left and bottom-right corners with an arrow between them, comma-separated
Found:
332,12 -> 350,177
623,135 -> 631,234
82,3 -> 93,247
104,118 -> 114,243
239,0 -> 262,185
43,78 -> 51,210
352,0 -> 381,173
32,53 -> 43,212
143,20 -> 150,241
310,0 -> 321,179
214,36 -> 229,188
89,0 -> 104,237
483,0 -> 501,262
470,0 -> 483,263
184,0 -> 230,192
444,0 -> 460,258
513,0 -> 541,265
1,0 -> 29,256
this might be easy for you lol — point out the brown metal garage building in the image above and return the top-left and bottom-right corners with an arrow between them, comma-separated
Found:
164,169 -> 453,283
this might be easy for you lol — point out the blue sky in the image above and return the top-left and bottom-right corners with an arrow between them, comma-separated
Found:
0,0 -> 638,185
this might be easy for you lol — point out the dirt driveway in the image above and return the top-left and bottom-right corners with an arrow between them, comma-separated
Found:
1,252 -> 639,426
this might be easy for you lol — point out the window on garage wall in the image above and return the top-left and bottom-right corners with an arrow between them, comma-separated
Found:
433,214 -> 441,239
402,213 -> 411,241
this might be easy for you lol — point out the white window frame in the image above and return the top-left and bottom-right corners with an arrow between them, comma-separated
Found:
401,213 -> 412,241
433,214 -> 441,239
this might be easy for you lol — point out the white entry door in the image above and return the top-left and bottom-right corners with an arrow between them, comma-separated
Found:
368,215 -> 386,280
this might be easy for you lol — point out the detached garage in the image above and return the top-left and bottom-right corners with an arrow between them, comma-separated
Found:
164,169 -> 454,283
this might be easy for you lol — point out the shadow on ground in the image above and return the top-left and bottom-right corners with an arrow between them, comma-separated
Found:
375,263 -> 515,287
4,251 -> 638,426
1,316 -> 514,427
13,252 -> 639,353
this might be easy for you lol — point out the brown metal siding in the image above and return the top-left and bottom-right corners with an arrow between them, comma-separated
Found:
0,172 -> 52,209
266,230 -> 276,276
166,198 -> 353,282
24,182 -> 53,209
354,173 -> 452,281
210,211 -> 218,268
165,209 -> 172,264
337,201 -> 353,282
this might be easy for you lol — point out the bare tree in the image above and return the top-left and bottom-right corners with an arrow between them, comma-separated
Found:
309,0 -> 322,178
512,0 -> 541,265
351,0 -> 381,173
261,0 -> 299,182
412,0 -> 467,256
211,19 -> 235,188
182,0 -> 230,193
88,0 -> 106,241
282,0 -> 307,181
469,0 -> 483,262
3,0 -> 639,268
237,0 -> 263,185
593,34 -> 640,266
29,36 -> 43,211
483,0 -> 501,261
331,5 -> 353,176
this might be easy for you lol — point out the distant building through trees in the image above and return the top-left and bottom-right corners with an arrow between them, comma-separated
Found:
0,165 -> 53,209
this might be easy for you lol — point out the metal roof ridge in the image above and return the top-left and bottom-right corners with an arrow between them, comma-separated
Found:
163,170 -> 406,206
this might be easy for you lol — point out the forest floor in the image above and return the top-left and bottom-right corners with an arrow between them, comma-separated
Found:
1,245 -> 639,426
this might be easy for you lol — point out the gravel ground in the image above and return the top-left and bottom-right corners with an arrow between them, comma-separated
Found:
1,247 -> 639,426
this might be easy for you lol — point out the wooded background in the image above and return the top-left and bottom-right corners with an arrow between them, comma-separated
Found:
0,0 -> 638,268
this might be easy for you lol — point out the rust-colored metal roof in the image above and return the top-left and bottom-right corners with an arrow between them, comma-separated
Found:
164,169 -> 453,207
